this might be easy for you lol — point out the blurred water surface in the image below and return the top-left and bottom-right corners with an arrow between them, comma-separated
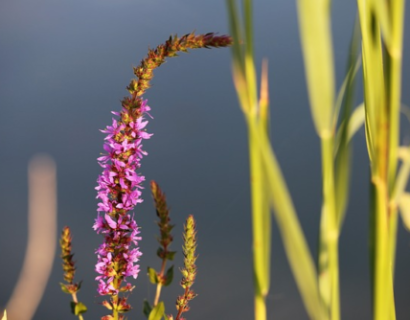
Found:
1,0 -> 410,319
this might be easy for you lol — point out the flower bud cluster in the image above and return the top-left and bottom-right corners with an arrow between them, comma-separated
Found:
60,226 -> 81,294
151,181 -> 175,259
128,32 -> 233,98
175,215 -> 198,320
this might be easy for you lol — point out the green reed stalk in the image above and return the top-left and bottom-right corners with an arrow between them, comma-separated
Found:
357,0 -> 405,319
227,1 -> 327,319
320,136 -> 339,320
295,1 -> 343,319
386,0 -> 405,283
248,117 -> 328,320
227,1 -> 270,318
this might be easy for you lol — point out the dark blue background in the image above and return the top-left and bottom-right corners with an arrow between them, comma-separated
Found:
1,0 -> 410,319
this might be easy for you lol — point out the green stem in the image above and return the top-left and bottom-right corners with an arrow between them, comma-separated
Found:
387,208 -> 398,320
71,293 -> 85,320
254,294 -> 267,320
320,136 -> 340,320
249,116 -> 268,320
248,118 -> 327,320
373,177 -> 389,320
112,278 -> 119,320
386,2 -> 405,317
154,259 -> 168,306
386,0 -> 404,193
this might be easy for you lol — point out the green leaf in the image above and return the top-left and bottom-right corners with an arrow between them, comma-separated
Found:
147,267 -> 159,284
156,247 -> 163,258
148,301 -> 165,320
74,302 -> 87,315
357,0 -> 386,168
249,115 -> 271,298
70,301 -> 75,314
248,119 -> 328,320
391,147 -> 410,208
143,300 -> 152,318
373,0 -> 392,50
165,251 -> 176,261
156,248 -> 176,261
333,57 -> 361,129
59,283 -> 70,294
333,22 -> 361,228
347,104 -> 365,143
70,302 -> 87,315
1,310 -> 7,320
164,265 -> 174,286
296,0 -> 335,137
399,192 -> 410,231
226,0 -> 251,116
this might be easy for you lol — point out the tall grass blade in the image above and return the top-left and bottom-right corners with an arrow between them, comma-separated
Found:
296,0 -> 334,138
391,147 -> 410,208
357,0 -> 405,319
249,119 -> 327,320
226,0 -> 249,114
243,0 -> 258,113
334,21 -> 361,227
398,193 -> 410,231
258,59 -> 271,296
227,1 -> 270,319
297,1 -> 340,319
346,104 -> 365,143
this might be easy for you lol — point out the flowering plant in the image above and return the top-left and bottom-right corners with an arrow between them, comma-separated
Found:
59,32 -> 232,320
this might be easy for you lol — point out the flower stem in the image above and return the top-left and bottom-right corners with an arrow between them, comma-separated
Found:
153,259 -> 167,306
175,287 -> 189,320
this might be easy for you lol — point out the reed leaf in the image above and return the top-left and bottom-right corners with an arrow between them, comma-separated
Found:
249,119 -> 327,320
398,193 -> 410,231
334,22 -> 361,227
296,0 -> 334,138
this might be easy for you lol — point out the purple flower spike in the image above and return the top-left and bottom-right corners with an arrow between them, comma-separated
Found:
93,32 -> 232,319
94,96 -> 152,314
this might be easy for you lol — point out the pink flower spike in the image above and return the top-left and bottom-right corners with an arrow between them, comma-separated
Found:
94,97 -> 150,301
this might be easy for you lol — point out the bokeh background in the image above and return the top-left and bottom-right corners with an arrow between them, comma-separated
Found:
1,0 -> 410,319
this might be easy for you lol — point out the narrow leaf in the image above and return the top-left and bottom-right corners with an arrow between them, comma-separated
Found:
60,283 -> 70,294
147,267 -> 159,284
143,300 -> 152,318
164,265 -> 174,286
249,119 -> 327,320
391,147 -> 410,207
296,0 -> 335,137
165,251 -> 176,261
1,310 -> 7,320
373,0 -> 392,50
347,104 -> 365,142
334,22 -> 361,227
399,193 -> 410,231
74,302 -> 87,315
148,301 -> 165,320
